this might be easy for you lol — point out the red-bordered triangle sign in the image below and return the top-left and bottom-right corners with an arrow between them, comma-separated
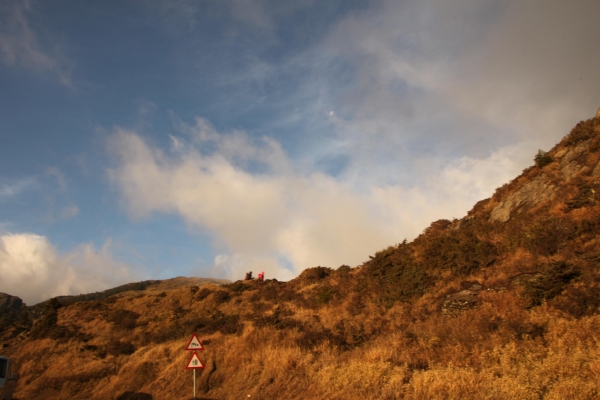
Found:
186,351 -> 205,369
186,333 -> 204,351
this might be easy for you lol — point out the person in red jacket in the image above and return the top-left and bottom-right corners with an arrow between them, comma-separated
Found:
258,271 -> 264,281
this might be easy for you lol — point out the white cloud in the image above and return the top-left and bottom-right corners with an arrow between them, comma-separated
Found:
0,233 -> 140,304
108,118 -> 525,281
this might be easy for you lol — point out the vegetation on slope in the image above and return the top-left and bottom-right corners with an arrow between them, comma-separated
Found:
2,116 -> 600,399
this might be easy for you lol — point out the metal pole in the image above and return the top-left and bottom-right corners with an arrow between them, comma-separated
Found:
193,368 -> 196,400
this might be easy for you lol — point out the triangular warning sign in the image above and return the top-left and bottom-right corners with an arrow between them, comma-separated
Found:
186,351 -> 205,369
186,333 -> 204,351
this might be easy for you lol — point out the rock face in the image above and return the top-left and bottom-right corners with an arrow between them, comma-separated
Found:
558,140 -> 591,181
442,284 -> 482,316
0,293 -> 24,314
490,174 -> 557,222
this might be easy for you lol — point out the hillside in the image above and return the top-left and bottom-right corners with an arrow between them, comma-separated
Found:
3,113 -> 600,399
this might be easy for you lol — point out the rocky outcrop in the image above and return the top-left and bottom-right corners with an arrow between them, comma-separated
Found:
490,174 -> 557,222
557,140 -> 591,181
0,293 -> 23,314
442,284 -> 482,316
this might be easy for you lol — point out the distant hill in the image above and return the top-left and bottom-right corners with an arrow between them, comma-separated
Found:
0,277 -> 229,346
51,276 -> 231,305
2,113 -> 600,399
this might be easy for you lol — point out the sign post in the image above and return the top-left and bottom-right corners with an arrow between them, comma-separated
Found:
185,334 -> 205,400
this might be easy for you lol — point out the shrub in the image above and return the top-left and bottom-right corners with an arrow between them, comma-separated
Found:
30,298 -> 65,339
254,307 -> 299,330
106,309 -> 140,330
422,232 -> 498,276
534,149 -> 553,168
550,283 -> 600,317
523,217 -> 577,257
212,290 -> 231,305
336,265 -> 352,275
565,119 -> 595,145
317,287 -> 335,305
195,287 -> 213,301
299,266 -> 332,281
365,243 -> 432,307
106,340 -> 136,356
196,312 -> 243,335
525,261 -> 580,306
566,184 -> 597,210
225,281 -> 255,294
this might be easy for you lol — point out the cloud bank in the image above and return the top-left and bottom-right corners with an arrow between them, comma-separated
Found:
0,233 -> 139,304
108,117 -> 528,281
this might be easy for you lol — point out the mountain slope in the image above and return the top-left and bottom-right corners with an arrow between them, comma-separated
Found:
3,114 -> 600,399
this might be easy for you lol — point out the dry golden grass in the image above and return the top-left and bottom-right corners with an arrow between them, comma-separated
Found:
6,277 -> 600,399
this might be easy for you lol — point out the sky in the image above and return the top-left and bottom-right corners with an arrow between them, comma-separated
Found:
1,0 -> 599,305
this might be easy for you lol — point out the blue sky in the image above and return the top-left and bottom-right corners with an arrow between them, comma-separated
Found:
1,0 -> 599,304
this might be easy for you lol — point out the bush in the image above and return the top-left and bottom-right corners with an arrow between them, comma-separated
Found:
196,312 -> 243,335
422,232 -> 497,276
565,119 -> 595,145
212,290 -> 231,305
551,283 -> 600,317
106,340 -> 136,356
317,287 -> 335,305
523,217 -> 577,257
30,298 -> 64,339
365,243 -> 432,307
195,287 -> 213,301
566,184 -> 597,210
299,266 -> 332,280
106,309 -> 140,330
534,149 -> 553,168
525,261 -> 580,306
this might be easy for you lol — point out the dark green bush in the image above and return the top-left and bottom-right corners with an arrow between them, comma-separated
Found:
534,149 -> 553,168
422,233 -> 497,276
365,243 -> 431,307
